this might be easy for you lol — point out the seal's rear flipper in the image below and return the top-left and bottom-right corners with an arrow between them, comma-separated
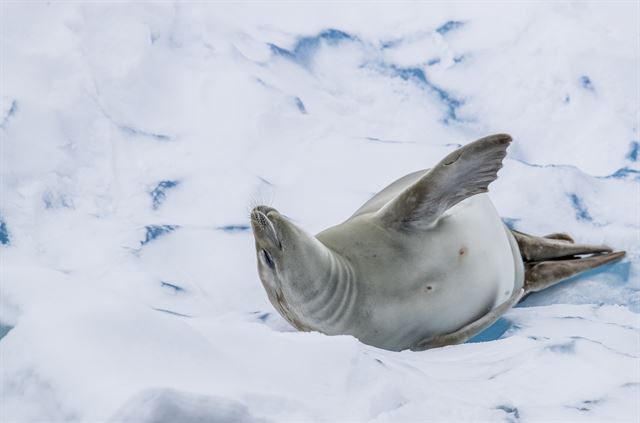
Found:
512,230 -> 613,261
524,251 -> 626,294
543,232 -> 574,243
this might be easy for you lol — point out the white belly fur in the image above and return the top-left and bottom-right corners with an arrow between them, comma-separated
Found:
322,193 -> 518,350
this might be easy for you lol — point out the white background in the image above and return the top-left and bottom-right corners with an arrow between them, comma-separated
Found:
1,2 -> 638,422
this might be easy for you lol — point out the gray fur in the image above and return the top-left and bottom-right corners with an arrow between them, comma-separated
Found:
378,134 -> 511,230
250,134 -> 626,351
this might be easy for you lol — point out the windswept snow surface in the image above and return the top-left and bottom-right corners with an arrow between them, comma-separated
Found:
1,2 -> 639,422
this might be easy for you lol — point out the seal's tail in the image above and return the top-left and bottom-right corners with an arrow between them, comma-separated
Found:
510,230 -> 626,294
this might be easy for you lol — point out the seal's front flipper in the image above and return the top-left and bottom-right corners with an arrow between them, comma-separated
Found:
377,134 -> 511,231
524,251 -> 625,294
411,288 -> 525,351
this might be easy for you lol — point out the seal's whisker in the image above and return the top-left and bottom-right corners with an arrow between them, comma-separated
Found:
247,188 -> 275,213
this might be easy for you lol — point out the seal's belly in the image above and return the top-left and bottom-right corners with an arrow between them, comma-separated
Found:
357,194 -> 517,350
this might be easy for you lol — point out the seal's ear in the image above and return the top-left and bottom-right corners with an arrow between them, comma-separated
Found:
377,134 -> 511,231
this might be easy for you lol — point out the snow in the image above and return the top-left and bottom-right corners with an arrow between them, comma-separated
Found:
1,2 -> 638,422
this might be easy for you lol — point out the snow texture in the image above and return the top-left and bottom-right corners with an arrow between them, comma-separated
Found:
1,2 -> 639,422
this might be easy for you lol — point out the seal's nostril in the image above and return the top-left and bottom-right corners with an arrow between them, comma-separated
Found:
251,209 -> 271,228
252,210 -> 280,250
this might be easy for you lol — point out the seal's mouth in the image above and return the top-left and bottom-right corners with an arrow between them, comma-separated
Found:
251,206 -> 281,250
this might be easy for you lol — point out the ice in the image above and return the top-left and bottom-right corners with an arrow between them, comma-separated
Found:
108,389 -> 268,423
1,2 -> 638,422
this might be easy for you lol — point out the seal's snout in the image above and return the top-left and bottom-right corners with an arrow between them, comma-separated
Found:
251,209 -> 268,228
250,206 -> 278,229
253,205 -> 277,216
251,206 -> 281,250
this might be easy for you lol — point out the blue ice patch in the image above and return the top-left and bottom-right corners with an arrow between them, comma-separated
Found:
42,191 -> 74,209
380,38 -> 401,49
217,225 -> 250,232
119,124 -> 171,141
389,65 -> 427,83
151,180 -> 179,209
152,308 -> 192,318
427,58 -> 441,66
466,318 -> 512,343
251,311 -> 271,322
580,75 -> 594,91
501,217 -> 520,230
0,216 -> 9,245
0,323 -> 13,340
365,136 -> 412,144
496,405 -> 520,422
575,399 -> 605,412
1,100 -> 17,128
161,281 -> 185,293
603,260 -> 631,283
42,192 -> 55,209
453,55 -> 464,63
269,28 -> 356,66
545,340 -> 576,354
382,64 -> 464,123
269,44 -> 295,60
604,167 -> 640,180
436,20 -> 464,35
569,193 -> 593,222
626,141 -> 639,162
141,225 -> 178,246
294,97 -> 307,114
257,176 -> 273,186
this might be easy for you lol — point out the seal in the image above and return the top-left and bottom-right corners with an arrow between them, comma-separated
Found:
250,134 -> 625,351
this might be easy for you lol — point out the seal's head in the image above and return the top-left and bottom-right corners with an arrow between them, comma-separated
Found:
250,206 -> 331,328
250,206 -> 284,273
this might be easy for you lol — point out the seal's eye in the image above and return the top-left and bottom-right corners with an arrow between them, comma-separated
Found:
262,249 -> 275,269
